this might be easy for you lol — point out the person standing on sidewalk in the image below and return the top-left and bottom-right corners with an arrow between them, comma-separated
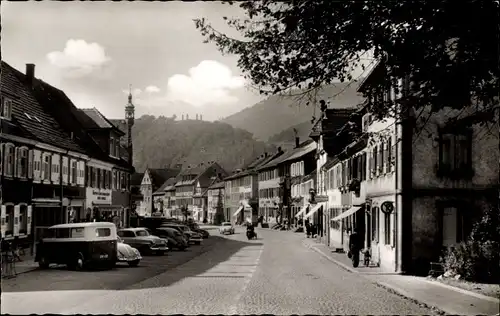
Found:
348,227 -> 362,256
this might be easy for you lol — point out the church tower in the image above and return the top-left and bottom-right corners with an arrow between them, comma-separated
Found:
125,84 -> 135,166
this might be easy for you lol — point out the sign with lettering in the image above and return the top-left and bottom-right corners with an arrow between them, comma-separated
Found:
86,188 -> 112,205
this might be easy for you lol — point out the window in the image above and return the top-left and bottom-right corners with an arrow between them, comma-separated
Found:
71,227 -> 85,238
96,228 -> 111,237
1,96 -> 13,120
43,154 -> 51,180
439,130 -> 472,176
55,228 -> 71,238
71,160 -> 77,184
5,144 -> 15,176
17,147 -> 28,178
371,146 -> 378,177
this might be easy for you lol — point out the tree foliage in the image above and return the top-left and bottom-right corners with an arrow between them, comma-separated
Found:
195,1 -> 499,122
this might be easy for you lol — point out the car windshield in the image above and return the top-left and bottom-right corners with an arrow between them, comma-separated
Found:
136,230 -> 149,237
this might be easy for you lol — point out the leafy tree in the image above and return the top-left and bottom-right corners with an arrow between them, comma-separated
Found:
195,1 -> 499,125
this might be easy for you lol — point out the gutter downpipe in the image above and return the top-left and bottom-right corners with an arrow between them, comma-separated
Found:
395,80 -> 403,274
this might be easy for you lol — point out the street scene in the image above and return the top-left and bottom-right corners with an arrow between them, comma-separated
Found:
0,227 -> 440,315
1,1 -> 499,315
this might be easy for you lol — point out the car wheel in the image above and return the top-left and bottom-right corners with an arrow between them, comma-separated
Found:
38,255 -> 50,269
69,253 -> 85,271
128,259 -> 140,267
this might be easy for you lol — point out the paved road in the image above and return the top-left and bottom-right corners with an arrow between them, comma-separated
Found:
2,227 -> 436,315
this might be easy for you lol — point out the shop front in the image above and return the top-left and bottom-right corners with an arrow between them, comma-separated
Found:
112,189 -> 131,228
86,187 -> 123,227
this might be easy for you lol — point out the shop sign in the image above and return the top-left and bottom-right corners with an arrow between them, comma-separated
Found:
86,188 -> 112,205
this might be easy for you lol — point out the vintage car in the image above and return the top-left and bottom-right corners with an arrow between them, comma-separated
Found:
187,223 -> 210,239
117,228 -> 168,255
161,224 -> 203,245
219,222 -> 235,235
117,236 -> 142,267
36,222 -> 118,270
148,227 -> 189,251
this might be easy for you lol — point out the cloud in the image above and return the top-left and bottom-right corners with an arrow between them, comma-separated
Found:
145,85 -> 160,93
165,60 -> 245,107
47,39 -> 111,77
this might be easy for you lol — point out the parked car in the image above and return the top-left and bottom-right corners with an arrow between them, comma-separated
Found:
161,224 -> 203,245
219,222 -> 235,235
36,222 -> 117,270
117,236 -> 142,267
149,227 -> 189,251
187,223 -> 210,239
117,228 -> 168,255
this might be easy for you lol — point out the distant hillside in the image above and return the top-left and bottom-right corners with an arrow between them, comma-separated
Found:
222,83 -> 364,141
127,115 -> 276,172
267,120 -> 314,151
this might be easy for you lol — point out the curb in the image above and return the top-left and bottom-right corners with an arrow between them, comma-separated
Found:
423,279 -> 500,303
303,241 -> 357,273
301,240 -> 491,316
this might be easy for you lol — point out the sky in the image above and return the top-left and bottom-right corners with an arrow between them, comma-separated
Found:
2,1 -> 265,121
2,1 -> 373,122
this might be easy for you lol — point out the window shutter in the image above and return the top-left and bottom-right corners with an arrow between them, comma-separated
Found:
13,205 -> 20,236
14,147 -> 19,177
28,149 -> 34,178
388,137 -> 394,172
27,205 -> 33,235
0,143 -> 3,176
369,149 -> 374,178
378,143 -> 384,173
383,140 -> 389,173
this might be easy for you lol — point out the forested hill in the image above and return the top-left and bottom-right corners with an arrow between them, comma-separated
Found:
222,83 -> 364,141
128,115 -> 275,172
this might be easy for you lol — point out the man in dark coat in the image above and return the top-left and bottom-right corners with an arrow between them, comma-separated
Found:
349,227 -> 363,254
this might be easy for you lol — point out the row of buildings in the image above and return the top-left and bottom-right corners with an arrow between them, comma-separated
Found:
1,62 -> 135,250
143,60 -> 498,276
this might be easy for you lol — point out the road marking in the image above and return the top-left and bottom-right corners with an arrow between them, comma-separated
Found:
226,246 -> 264,314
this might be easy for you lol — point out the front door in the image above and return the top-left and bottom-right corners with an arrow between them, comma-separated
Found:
442,207 -> 458,247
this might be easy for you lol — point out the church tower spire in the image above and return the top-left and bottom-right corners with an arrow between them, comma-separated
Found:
125,84 -> 135,166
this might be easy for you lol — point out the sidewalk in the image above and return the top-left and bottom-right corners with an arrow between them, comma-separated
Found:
1,252 -> 39,279
302,238 -> 500,316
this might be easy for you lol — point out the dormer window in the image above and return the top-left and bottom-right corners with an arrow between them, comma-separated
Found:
115,141 -> 120,158
1,96 -> 13,120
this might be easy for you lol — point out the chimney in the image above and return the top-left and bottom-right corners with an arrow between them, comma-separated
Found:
278,146 -> 282,153
26,64 -> 35,85
295,136 -> 300,148
186,114 -> 189,120
182,114 -> 184,120
200,114 -> 203,120
196,114 -> 199,120
265,152 -> 268,158
200,162 -> 204,167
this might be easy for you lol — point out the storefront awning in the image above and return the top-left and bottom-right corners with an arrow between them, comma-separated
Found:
95,205 -> 124,213
294,205 -> 308,218
233,206 -> 243,217
332,206 -> 362,221
32,198 -> 61,208
304,204 -> 322,219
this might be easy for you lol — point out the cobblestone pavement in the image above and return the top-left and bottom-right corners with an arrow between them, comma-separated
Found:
2,228 -> 437,315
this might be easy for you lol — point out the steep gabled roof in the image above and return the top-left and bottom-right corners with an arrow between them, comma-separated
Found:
208,181 -> 225,190
77,108 -> 125,136
153,177 -> 177,195
29,77 -> 132,169
148,168 -> 181,190
2,61 -> 86,153
130,173 -> 145,186
282,139 -> 316,163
